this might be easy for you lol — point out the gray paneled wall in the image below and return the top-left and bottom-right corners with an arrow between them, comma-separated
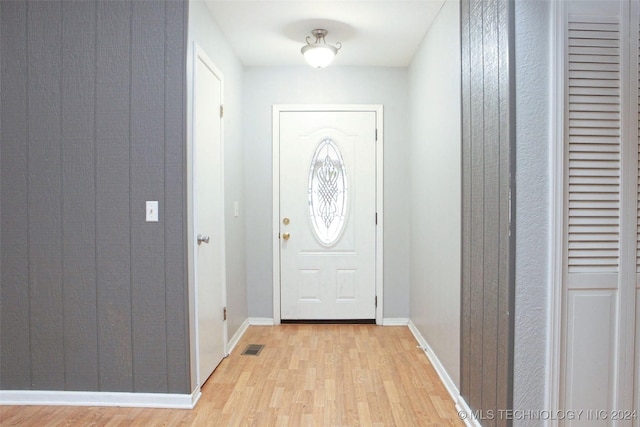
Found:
460,0 -> 515,425
0,0 -> 190,394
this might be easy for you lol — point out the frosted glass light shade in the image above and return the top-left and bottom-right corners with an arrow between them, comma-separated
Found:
301,44 -> 337,68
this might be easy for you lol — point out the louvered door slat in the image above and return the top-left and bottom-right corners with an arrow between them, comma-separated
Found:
569,19 -> 619,27
570,136 -> 620,144
569,30 -> 621,40
571,218 -> 618,226
568,18 -> 621,273
569,96 -> 620,107
568,233 -> 619,241
570,120 -> 620,129
570,191 -> 620,200
569,201 -> 620,209
570,88 -> 620,97
570,111 -> 621,120
570,241 -> 619,249
571,71 -> 620,79
569,55 -> 621,65
570,177 -> 620,184
570,62 -> 621,71
570,143 -> 620,152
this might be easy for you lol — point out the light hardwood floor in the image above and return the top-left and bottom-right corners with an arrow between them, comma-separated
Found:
0,324 -> 464,426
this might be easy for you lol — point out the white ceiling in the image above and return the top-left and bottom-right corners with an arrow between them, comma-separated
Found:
204,0 -> 446,67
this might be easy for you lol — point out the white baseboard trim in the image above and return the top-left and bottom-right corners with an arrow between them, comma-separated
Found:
407,319 -> 458,400
248,317 -> 274,326
227,318 -> 250,355
0,388 -> 201,409
455,395 -> 483,427
382,318 -> 410,326
407,320 -> 481,427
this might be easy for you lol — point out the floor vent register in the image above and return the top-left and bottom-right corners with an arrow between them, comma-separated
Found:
241,344 -> 265,356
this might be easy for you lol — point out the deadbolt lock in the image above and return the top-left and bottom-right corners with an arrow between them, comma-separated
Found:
283,217 -> 290,225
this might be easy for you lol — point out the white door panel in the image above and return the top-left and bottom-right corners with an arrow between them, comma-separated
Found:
565,290 -> 618,426
194,46 -> 225,385
279,111 -> 376,320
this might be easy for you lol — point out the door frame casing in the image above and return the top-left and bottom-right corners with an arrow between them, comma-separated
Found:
188,42 -> 228,389
272,105 -> 384,325
548,0 -> 564,419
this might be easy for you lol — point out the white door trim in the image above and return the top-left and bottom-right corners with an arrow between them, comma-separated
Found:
272,105 -> 384,325
189,42 -> 228,388
547,0 -> 565,420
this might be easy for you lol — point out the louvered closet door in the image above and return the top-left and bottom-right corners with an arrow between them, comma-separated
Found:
562,0 -> 639,422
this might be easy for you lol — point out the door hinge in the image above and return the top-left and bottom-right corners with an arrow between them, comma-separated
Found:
220,105 -> 224,118
375,296 -> 378,308
375,129 -> 378,141
223,307 -> 227,321
375,212 -> 378,225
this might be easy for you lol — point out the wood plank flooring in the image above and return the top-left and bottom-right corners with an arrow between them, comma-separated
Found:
0,325 -> 464,426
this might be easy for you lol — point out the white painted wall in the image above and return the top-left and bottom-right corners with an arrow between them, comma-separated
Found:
187,0 -> 248,372
243,66 -> 410,319
408,0 -> 461,388
513,0 -> 553,423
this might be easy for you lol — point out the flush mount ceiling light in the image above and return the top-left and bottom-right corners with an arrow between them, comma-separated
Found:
301,29 -> 342,69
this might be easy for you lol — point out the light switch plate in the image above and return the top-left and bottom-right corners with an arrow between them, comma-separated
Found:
146,201 -> 159,222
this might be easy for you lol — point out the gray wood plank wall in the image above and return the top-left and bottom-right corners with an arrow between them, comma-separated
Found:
460,0 -> 515,425
0,0 -> 189,394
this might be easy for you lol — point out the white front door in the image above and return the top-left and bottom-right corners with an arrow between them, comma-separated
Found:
278,110 -> 378,320
193,45 -> 226,385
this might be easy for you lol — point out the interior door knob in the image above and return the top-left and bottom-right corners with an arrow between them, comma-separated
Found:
197,234 -> 210,245
282,233 -> 291,240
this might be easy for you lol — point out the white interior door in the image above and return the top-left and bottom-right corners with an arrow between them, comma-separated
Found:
278,110 -> 377,320
559,0 -> 639,421
194,46 -> 226,385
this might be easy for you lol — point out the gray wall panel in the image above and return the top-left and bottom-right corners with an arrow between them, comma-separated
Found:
1,0 -> 189,394
27,0 -> 65,390
468,0 -> 485,411
0,0 -> 31,390
61,0 -> 99,391
130,1 -> 168,393
164,0 -> 189,394
460,0 -> 472,401
95,0 -> 134,392
461,0 -> 515,424
481,1 -> 500,424
497,0 -> 515,421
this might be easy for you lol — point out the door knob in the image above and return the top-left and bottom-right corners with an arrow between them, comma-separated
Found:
282,233 -> 291,240
197,234 -> 210,245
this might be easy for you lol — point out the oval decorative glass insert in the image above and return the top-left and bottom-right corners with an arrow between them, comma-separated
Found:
308,138 -> 348,246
